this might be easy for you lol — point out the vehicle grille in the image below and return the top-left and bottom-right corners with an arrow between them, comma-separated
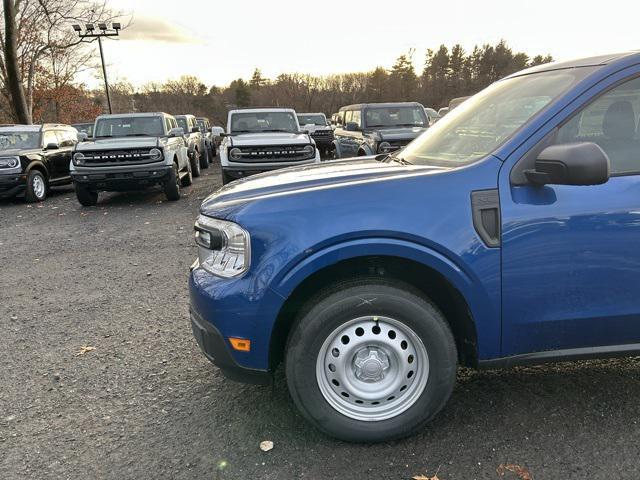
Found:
79,149 -> 161,167
310,130 -> 334,142
230,145 -> 314,163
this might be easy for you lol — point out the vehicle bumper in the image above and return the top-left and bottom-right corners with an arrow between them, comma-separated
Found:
0,174 -> 25,198
189,264 -> 282,384
71,165 -> 172,192
222,159 -> 318,180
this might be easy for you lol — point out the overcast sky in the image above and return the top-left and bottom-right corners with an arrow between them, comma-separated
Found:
83,0 -> 638,89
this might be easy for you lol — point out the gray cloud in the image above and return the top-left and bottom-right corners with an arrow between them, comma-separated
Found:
120,16 -> 200,44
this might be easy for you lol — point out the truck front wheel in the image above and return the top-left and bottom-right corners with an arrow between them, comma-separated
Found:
285,279 -> 457,442
190,150 -> 201,178
163,163 -> 181,201
75,184 -> 98,206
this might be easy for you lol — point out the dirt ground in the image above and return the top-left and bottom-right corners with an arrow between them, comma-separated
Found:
2,163 -> 640,479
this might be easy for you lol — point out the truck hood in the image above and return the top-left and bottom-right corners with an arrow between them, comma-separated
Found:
229,132 -> 311,146
374,126 -> 427,141
76,136 -> 159,151
0,147 -> 40,156
201,157 -> 450,211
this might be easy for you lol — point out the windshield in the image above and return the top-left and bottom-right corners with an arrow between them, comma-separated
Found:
196,120 -> 206,130
400,69 -> 593,166
0,131 -> 40,150
297,114 -> 326,126
230,112 -> 298,133
73,124 -> 94,136
365,106 -> 427,128
95,117 -> 164,138
176,118 -> 189,132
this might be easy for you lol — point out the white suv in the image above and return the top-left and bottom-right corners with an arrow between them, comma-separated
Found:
219,108 -> 321,184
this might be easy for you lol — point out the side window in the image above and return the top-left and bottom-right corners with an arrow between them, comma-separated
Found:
165,118 -> 172,133
352,110 -> 362,128
43,130 -> 57,147
57,130 -> 75,147
344,110 -> 353,126
556,76 -> 640,174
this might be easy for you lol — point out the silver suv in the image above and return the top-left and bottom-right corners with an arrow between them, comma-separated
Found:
175,114 -> 208,176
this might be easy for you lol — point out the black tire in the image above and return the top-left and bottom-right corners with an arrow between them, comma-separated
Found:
190,149 -> 201,178
285,279 -> 457,442
25,170 -> 48,203
221,169 -> 234,185
200,146 -> 209,169
181,159 -> 193,187
75,184 -> 98,206
163,163 -> 181,201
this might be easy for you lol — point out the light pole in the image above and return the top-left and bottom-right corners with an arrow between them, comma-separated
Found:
72,22 -> 121,114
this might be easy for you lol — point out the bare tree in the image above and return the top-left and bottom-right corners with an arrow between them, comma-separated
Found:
2,0 -> 29,122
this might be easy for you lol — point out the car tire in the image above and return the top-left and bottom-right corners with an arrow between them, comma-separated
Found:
75,184 -> 98,206
285,279 -> 457,443
200,147 -> 209,169
190,150 -> 201,178
25,170 -> 48,203
163,163 -> 181,201
181,158 -> 193,187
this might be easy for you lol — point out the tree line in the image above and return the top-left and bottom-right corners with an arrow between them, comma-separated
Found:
0,0 -> 553,127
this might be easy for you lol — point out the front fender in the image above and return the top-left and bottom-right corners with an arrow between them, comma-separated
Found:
25,159 -> 49,177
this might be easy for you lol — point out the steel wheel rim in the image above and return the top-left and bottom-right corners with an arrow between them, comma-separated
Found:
32,174 -> 45,199
316,316 -> 429,422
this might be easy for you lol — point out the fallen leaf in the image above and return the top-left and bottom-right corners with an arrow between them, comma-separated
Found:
497,464 -> 532,480
75,346 -> 96,356
259,440 -> 273,452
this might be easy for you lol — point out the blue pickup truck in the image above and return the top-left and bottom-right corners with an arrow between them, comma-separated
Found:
189,52 -> 640,442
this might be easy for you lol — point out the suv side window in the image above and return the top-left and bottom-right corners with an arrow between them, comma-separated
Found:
165,117 -> 172,133
556,76 -> 640,175
352,110 -> 362,128
344,111 -> 353,126
43,130 -> 57,147
56,129 -> 75,147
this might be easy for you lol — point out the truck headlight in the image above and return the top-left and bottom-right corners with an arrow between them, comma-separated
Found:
0,156 -> 19,168
194,215 -> 250,278
302,144 -> 315,158
149,148 -> 163,161
73,152 -> 85,165
378,142 -> 392,153
229,148 -> 242,161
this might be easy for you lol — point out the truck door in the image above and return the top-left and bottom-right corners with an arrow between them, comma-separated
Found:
500,73 -> 640,357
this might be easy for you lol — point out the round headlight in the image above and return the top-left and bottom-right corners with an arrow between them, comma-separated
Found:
149,148 -> 162,161
73,152 -> 85,165
302,145 -> 315,157
229,148 -> 242,161
378,142 -> 392,153
7,157 -> 18,168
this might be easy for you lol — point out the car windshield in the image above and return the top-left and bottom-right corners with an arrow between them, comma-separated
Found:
230,112 -> 298,133
399,68 -> 594,166
95,117 -> 164,137
0,131 -> 40,150
196,120 -> 206,130
176,118 -> 189,132
297,114 -> 326,126
73,124 -> 94,136
365,106 -> 427,128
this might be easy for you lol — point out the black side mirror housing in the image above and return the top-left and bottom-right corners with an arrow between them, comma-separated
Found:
45,142 -> 59,150
345,122 -> 360,132
191,126 -> 200,133
524,142 -> 610,186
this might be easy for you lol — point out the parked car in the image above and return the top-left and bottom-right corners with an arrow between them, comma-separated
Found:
437,107 -> 450,117
297,112 -> 334,156
210,125 -> 225,148
175,114 -> 207,175
189,51 -> 640,442
72,122 -> 94,138
219,108 -> 320,184
0,124 -> 76,202
330,112 -> 344,129
448,96 -> 471,110
423,107 -> 440,126
196,117 -> 216,159
71,112 -> 191,206
332,102 -> 429,158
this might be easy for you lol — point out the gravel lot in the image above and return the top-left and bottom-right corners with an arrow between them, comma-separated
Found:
2,162 -> 640,479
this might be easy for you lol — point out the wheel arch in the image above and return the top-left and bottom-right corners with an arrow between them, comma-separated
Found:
269,249 -> 480,371
26,160 -> 49,178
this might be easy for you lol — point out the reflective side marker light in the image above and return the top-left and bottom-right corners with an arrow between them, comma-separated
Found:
229,337 -> 251,352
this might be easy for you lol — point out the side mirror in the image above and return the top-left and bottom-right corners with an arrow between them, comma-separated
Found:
524,142 -> 610,186
345,122 -> 360,132
45,142 -> 59,150
77,132 -> 88,142
191,126 -> 200,133
168,127 -> 184,137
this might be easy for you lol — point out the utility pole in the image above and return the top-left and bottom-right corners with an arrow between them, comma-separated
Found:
72,22 -> 121,114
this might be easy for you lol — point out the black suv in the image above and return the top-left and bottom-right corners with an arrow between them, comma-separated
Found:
0,124 -> 77,202
332,102 -> 428,158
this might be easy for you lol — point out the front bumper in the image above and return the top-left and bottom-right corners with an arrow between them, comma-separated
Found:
71,165 -> 172,192
0,174 -> 25,198
223,159 -> 318,180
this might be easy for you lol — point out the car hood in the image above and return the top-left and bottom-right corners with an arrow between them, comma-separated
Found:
201,157 -> 450,211
0,148 -> 39,156
76,137 -> 159,151
374,127 -> 427,141
229,132 -> 311,146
